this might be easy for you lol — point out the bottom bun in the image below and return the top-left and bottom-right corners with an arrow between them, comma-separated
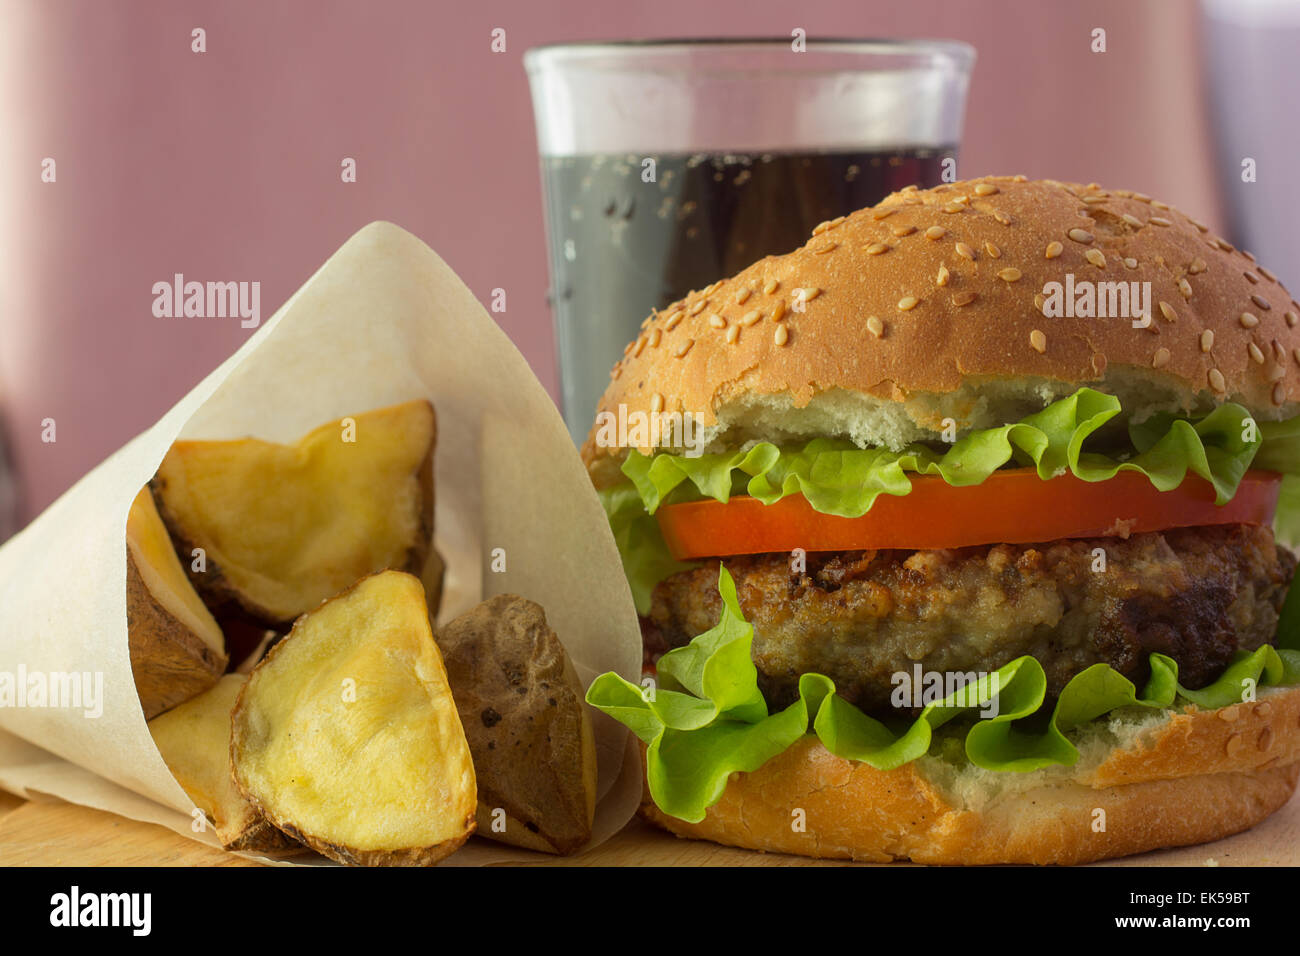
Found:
640,684 -> 1300,865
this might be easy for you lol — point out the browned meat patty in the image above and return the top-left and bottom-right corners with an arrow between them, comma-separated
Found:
647,524 -> 1296,714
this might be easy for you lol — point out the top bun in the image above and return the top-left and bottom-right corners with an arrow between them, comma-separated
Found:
582,176 -> 1300,481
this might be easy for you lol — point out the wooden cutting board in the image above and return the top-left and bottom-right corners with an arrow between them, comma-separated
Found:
0,796 -> 840,866
1,791 -> 1297,866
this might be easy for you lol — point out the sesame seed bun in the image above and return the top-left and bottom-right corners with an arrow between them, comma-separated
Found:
582,176 -> 1300,484
640,684 -> 1300,865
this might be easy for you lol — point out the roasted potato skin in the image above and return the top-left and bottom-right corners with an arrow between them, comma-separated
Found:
265,820 -> 475,868
438,594 -> 596,855
126,550 -> 226,719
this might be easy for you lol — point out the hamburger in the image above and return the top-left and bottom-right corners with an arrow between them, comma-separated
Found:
582,176 -> 1300,865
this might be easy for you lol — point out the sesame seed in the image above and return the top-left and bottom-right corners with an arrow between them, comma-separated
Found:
937,265 -> 950,286
1045,241 -> 1063,259
665,310 -> 684,330
1085,249 -> 1107,269
1133,192 -> 1152,203
708,312 -> 727,329
1294,347 -> 1300,367
954,195 -> 971,206
955,242 -> 975,260
1249,342 -> 1265,364
772,301 -> 787,322
1034,293 -> 1046,312
1273,339 -> 1287,363
985,241 -> 1002,259
1082,195 -> 1106,205
1252,294 -> 1272,310
942,201 -> 964,214
829,215 -> 846,228
812,220 -> 832,236
633,336 -> 647,357
774,325 -> 789,347
622,340 -> 635,356
703,282 -> 721,296
1260,266 -> 1277,282
1244,271 -> 1259,284
1191,218 -> 1209,233
814,241 -> 838,255
891,224 -> 917,237
997,267 -> 1023,282
867,315 -> 884,337
866,242 -> 889,255
1152,348 -> 1171,368
1217,238 -> 1234,252
925,226 -> 946,240
872,207 -> 896,220
763,278 -> 779,295
1201,330 -> 1215,352
689,299 -> 708,316
650,393 -> 664,413
1209,368 -> 1226,392
1068,227 -> 1094,243
1029,329 -> 1047,353
1150,216 -> 1172,227
1240,312 -> 1260,328
1188,258 -> 1207,274
953,291 -> 978,307
992,210 -> 1011,225
1014,174 -> 1028,182
1178,278 -> 1193,299
1151,199 -> 1169,210
804,287 -> 821,302
740,309 -> 763,327
1286,310 -> 1298,328
898,296 -> 919,311
974,183 -> 999,196
1159,301 -> 1177,322
725,324 -> 740,344
674,339 -> 694,358
650,327 -> 662,347
735,288 -> 752,305
610,364 -> 622,380
1124,257 -> 1138,269
901,185 -> 918,193
1121,213 -> 1142,227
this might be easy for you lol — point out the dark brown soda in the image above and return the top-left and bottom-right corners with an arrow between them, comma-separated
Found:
540,147 -> 957,440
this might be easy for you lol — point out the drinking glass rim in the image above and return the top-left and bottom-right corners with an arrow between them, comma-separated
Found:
524,37 -> 976,73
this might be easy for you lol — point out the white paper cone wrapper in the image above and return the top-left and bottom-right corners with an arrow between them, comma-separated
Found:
0,222 -> 644,864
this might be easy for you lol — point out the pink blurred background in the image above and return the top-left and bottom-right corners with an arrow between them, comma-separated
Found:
0,0 -> 1295,530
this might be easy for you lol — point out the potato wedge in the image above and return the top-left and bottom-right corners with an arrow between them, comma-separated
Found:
231,571 -> 475,866
151,399 -> 435,624
126,486 -> 226,718
437,595 -> 597,855
148,674 -> 298,853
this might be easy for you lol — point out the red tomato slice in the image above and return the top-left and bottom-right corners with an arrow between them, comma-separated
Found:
656,469 -> 1282,559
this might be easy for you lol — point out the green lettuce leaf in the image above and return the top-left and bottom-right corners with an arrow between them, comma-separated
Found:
625,388 -> 1269,518
587,564 -> 1300,823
